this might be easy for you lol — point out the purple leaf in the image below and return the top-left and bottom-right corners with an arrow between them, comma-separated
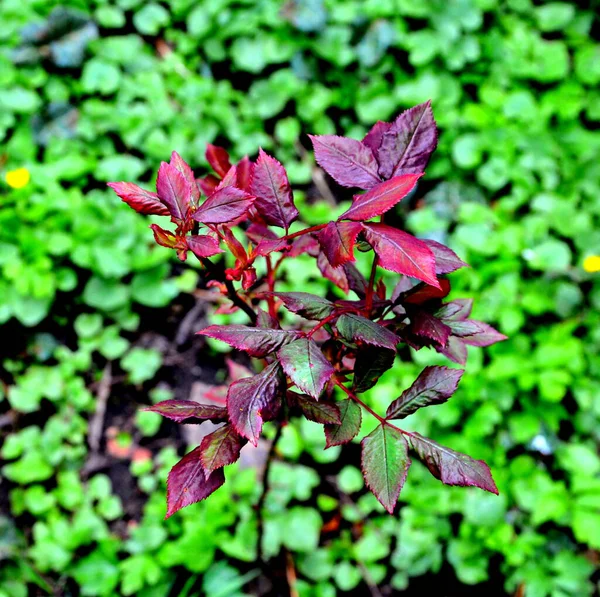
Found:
197,325 -> 298,358
193,186 -> 255,224
362,223 -> 440,288
362,120 -> 393,161
338,174 -> 422,222
317,252 -> 350,294
309,134 -> 381,189
236,156 -> 254,192
343,262 -> 368,298
216,165 -> 238,189
198,174 -> 219,197
170,151 -> 199,201
361,424 -> 411,513
386,366 -> 464,420
200,424 -> 245,473
187,234 -> 224,259
336,313 -> 400,350
408,432 -> 498,494
403,279 -> 451,305
156,161 -> 192,221
378,101 -> 438,179
278,338 -> 334,399
435,299 -> 473,322
437,336 -> 468,365
107,182 -> 171,216
291,392 -> 341,424
316,221 -> 363,267
460,322 -> 508,347
253,237 -> 290,257
410,310 -> 452,347
251,149 -> 298,231
423,239 -> 468,274
145,400 -> 228,423
206,144 -> 232,178
353,346 -> 395,393
324,398 -> 362,448
227,362 -> 284,445
166,448 -> 225,518
272,292 -> 336,320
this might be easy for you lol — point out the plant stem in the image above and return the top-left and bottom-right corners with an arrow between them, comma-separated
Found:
333,379 -> 414,438
256,420 -> 284,561
306,313 -> 339,338
283,223 -> 327,241
199,257 -> 257,324
365,255 -> 379,315
265,255 -> 278,320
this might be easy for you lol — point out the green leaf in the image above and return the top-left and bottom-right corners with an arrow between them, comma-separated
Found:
361,424 -> 410,513
324,399 -> 361,448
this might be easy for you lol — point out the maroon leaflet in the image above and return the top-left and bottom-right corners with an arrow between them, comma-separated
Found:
206,144 -> 232,179
166,448 -> 225,518
227,362 -> 284,445
200,424 -> 245,473
156,161 -> 192,221
251,149 -> 298,231
193,186 -> 255,224
145,400 -> 228,423
107,182 -> 171,216
362,223 -> 440,288
377,100 -> 438,179
408,433 -> 498,494
112,101 -> 504,519
309,134 -> 381,189
338,174 -> 422,222
386,366 -> 464,420
317,221 -> 363,267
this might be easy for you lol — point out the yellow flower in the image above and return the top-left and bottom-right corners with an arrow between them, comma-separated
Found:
5,167 -> 30,189
583,255 -> 600,273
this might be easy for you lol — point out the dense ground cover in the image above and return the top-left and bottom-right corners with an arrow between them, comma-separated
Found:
1,0 -> 599,595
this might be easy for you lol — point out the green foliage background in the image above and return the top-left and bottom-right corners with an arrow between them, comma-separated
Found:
1,0 -> 599,595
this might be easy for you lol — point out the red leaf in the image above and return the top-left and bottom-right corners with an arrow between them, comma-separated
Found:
216,165 -> 238,189
107,182 -> 171,216
289,234 -> 320,258
187,234 -> 224,259
317,221 -> 362,267
278,338 -> 334,399
338,174 -> 422,222
272,292 -> 336,320
410,310 -> 452,347
408,432 -> 498,494
291,392 -> 341,425
362,223 -> 440,288
166,448 -> 225,518
236,156 -> 254,192
198,175 -> 219,196
343,262 -> 368,298
193,186 -> 255,224
423,239 -> 468,274
197,325 -> 298,357
435,299 -> 473,322
253,237 -> 290,257
170,151 -> 199,201
361,424 -> 410,513
386,366 -> 464,420
336,313 -> 400,350
251,149 -> 298,231
324,398 -> 362,448
150,224 -> 179,249
362,120 -> 393,161
206,144 -> 232,178
227,362 -> 284,445
156,161 -> 192,221
200,424 -> 245,473
145,400 -> 228,422
222,228 -> 248,265
404,279 -> 451,304
459,322 -> 508,347
317,252 -> 350,294
309,134 -> 381,189
378,101 -> 438,179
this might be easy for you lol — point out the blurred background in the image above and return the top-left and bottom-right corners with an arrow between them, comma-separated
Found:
1,0 -> 599,595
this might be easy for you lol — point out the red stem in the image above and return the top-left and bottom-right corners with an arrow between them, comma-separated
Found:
283,223 -> 327,241
364,255 -> 379,315
265,255 -> 278,320
306,313 -> 339,338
